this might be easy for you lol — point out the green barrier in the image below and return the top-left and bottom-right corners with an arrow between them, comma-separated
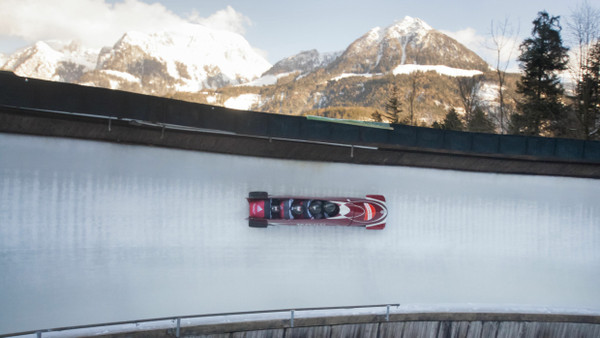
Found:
306,115 -> 393,130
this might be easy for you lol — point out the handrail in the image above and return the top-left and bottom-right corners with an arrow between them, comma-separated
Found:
0,104 -> 378,151
1,304 -> 401,337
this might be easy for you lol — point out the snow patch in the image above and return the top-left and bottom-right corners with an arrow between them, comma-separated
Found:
393,64 -> 483,77
479,83 -> 500,103
224,94 -> 261,110
100,69 -> 140,83
239,72 -> 293,87
205,94 -> 218,104
331,73 -> 382,81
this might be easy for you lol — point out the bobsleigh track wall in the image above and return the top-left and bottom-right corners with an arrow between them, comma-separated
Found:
0,71 -> 599,178
1,70 -> 600,337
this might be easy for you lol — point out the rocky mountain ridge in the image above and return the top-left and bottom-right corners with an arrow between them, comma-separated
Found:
2,24 -> 271,96
1,16 -> 501,124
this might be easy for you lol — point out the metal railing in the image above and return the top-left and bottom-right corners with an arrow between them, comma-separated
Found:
1,304 -> 401,338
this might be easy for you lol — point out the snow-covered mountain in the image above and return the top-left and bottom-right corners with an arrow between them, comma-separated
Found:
233,16 -> 494,115
238,16 -> 489,96
243,49 -> 341,87
1,16 -> 497,119
327,16 -> 489,76
263,49 -> 341,77
1,24 -> 271,95
2,40 -> 98,83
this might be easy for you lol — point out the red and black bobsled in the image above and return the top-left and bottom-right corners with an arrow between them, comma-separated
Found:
247,192 -> 387,230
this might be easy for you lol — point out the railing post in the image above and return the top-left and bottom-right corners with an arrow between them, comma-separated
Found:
290,309 -> 295,328
386,305 -> 390,321
350,145 -> 354,158
36,331 -> 42,338
176,317 -> 181,338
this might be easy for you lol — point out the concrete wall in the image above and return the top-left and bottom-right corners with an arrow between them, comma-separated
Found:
92,313 -> 600,338
2,106 -> 599,178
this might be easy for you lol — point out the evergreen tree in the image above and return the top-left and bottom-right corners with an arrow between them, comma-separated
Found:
385,84 -> 402,124
443,108 -> 465,131
513,11 -> 569,136
468,108 -> 496,133
371,110 -> 383,122
431,121 -> 444,129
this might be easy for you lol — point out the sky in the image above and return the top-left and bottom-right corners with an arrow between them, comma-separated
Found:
0,0 -> 591,71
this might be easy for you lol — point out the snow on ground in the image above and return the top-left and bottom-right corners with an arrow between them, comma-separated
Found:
99,70 -> 141,84
240,72 -> 293,87
224,93 -> 261,110
479,82 -> 500,106
393,64 -> 483,77
331,73 -> 382,81
204,93 -> 218,104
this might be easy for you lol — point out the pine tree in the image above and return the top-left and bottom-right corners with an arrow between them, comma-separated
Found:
468,108 -> 496,133
385,84 -> 402,124
443,108 -> 465,131
513,11 -> 569,136
371,110 -> 383,122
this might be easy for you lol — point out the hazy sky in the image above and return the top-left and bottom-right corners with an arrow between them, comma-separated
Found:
0,0 -> 589,69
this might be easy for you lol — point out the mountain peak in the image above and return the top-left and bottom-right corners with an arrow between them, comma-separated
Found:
262,49 -> 341,77
107,26 -> 271,85
392,16 -> 433,32
327,16 -> 489,75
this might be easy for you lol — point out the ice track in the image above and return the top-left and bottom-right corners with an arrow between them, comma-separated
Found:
1,133 -> 599,334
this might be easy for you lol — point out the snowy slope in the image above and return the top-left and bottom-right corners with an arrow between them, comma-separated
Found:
2,40 -> 99,82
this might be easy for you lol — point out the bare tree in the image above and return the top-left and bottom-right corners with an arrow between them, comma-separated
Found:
406,46 -> 424,126
456,75 -> 484,125
568,1 -> 600,82
407,71 -> 423,125
567,1 -> 600,139
490,18 -> 519,133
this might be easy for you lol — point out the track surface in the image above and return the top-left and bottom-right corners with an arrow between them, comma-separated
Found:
1,133 -> 599,334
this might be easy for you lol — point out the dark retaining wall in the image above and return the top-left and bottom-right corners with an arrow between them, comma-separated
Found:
1,71 -> 599,178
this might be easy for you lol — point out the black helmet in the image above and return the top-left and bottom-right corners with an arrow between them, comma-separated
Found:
324,202 -> 336,215
291,204 -> 303,216
308,201 -> 322,215
271,204 -> 280,214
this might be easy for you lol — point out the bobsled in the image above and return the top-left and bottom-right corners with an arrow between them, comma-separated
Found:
247,192 -> 387,230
